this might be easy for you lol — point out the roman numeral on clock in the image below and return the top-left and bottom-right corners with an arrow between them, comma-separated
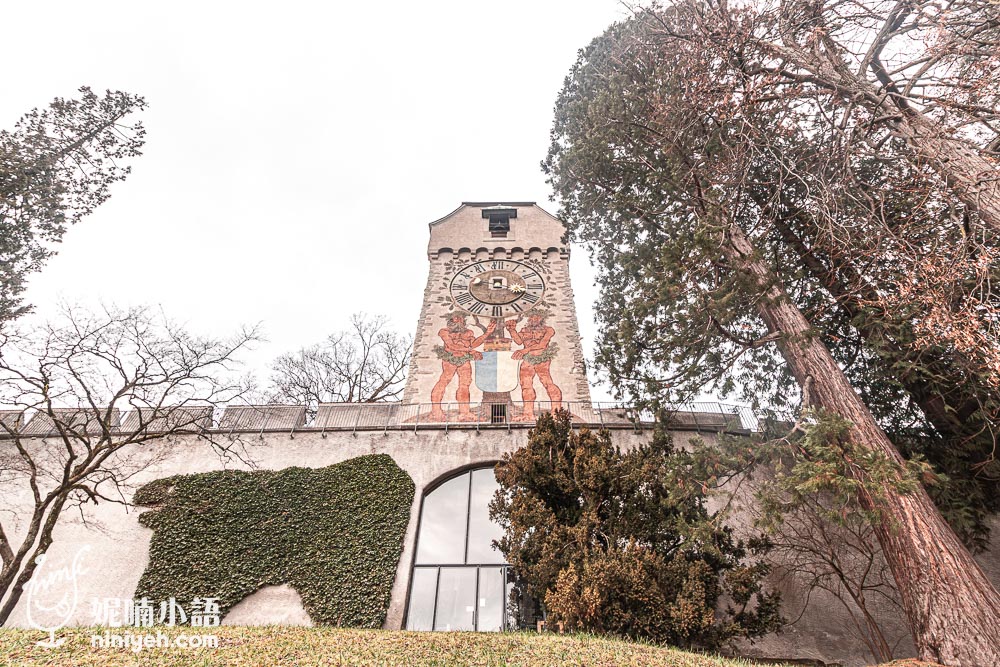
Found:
455,292 -> 474,305
522,293 -> 539,303
492,306 -> 504,317
468,302 -> 486,314
526,283 -> 543,290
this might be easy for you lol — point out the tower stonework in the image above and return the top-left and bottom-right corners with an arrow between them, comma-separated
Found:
403,202 -> 591,418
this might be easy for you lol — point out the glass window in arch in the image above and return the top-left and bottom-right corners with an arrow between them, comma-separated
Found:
405,467 -> 511,631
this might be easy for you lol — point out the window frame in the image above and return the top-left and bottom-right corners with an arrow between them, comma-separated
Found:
403,463 -> 511,632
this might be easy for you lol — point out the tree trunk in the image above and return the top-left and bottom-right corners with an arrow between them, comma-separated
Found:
0,510 -> 45,618
771,212 -> 990,445
0,496 -> 66,626
725,224 -> 1000,666
892,111 -> 1000,239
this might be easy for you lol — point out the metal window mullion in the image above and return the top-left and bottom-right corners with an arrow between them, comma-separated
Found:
464,471 -> 473,564
431,566 -> 441,631
499,566 -> 506,632
474,566 -> 481,631
502,566 -> 509,632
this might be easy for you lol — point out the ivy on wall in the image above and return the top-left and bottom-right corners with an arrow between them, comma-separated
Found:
133,454 -> 415,627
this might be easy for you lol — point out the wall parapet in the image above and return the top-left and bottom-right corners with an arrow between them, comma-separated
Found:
0,401 -> 757,438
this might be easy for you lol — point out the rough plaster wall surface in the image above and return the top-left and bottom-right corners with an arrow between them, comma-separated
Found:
740,568 -> 914,667
2,427 -> 997,667
0,427 -> 652,632
425,203 -> 566,256
403,255 -> 447,405
222,585 -> 312,626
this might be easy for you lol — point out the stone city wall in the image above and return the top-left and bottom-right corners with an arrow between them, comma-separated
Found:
2,420 -> 998,667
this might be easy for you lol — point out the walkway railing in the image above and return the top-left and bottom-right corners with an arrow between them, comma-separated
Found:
0,401 -> 758,438
310,401 -> 755,434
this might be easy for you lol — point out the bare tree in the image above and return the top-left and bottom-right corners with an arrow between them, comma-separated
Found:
761,493 -> 907,662
0,305 -> 258,625
268,313 -> 411,409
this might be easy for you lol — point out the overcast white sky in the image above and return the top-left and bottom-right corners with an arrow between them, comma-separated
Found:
4,1 -> 635,401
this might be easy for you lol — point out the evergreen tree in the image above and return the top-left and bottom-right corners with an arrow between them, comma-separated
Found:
0,87 -> 146,323
542,11 -> 1000,665
490,410 -> 782,649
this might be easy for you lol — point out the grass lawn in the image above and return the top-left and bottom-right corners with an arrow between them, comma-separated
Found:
0,627 -> 939,667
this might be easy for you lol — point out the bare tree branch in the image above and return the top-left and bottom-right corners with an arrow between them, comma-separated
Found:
0,304 -> 259,624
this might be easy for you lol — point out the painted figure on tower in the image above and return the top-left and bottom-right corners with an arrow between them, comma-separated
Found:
430,314 -> 497,421
506,309 -> 562,420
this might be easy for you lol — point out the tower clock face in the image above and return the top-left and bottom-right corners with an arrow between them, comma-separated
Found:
448,260 -> 545,317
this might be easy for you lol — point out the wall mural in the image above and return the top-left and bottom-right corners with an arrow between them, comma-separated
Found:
424,259 -> 564,422
506,310 -> 561,420
429,314 -> 497,421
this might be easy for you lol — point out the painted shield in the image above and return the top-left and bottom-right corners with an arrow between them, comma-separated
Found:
475,350 -> 520,393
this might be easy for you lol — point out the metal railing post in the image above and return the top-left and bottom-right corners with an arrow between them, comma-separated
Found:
352,405 -> 363,436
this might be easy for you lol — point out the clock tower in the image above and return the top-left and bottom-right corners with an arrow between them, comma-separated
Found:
403,202 -> 591,421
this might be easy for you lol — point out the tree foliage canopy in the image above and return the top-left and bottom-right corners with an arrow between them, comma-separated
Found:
543,5 -> 999,549
0,87 -> 146,322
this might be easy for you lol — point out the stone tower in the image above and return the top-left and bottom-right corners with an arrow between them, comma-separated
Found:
403,202 -> 591,421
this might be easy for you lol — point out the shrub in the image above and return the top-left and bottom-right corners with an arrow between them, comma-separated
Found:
491,410 -> 782,649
